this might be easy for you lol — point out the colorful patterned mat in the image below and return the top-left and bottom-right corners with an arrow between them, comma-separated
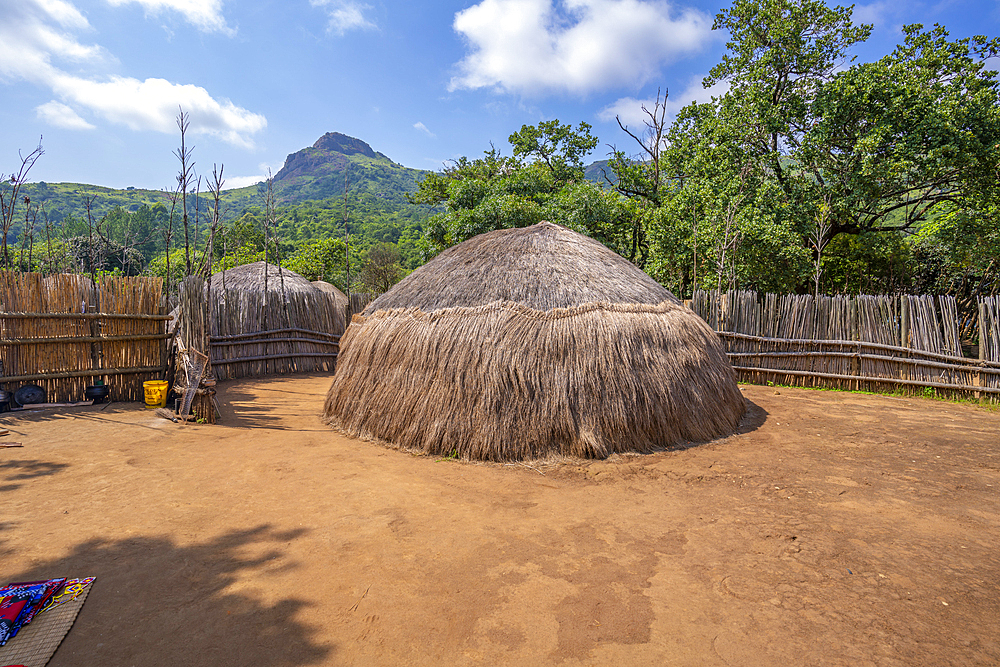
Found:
0,578 -> 94,667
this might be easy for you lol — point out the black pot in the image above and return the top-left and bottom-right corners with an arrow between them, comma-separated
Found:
13,384 -> 46,407
85,385 -> 110,403
0,389 -> 11,413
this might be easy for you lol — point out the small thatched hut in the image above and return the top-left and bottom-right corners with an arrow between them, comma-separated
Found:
209,262 -> 345,380
311,280 -> 349,316
323,222 -> 745,461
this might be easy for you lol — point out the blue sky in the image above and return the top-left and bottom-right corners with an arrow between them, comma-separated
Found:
1,0 -> 998,191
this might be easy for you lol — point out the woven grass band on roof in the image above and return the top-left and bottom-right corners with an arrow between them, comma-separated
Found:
323,222 -> 746,462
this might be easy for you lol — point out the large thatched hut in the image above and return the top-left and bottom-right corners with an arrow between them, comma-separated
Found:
323,222 -> 745,461
209,262 -> 345,380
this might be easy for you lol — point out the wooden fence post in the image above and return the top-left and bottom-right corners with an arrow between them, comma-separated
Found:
978,300 -> 986,400
900,296 -> 910,349
900,296 -> 911,386
850,299 -> 859,390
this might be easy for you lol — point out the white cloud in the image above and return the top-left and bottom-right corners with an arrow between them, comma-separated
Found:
222,174 -> 264,190
413,121 -> 435,137
597,75 -> 728,127
50,74 -> 267,146
597,96 -> 657,126
106,0 -> 234,35
0,0 -> 106,82
0,0 -> 265,146
34,0 -> 90,30
450,0 -> 712,96
671,75 -> 728,107
852,1 -> 889,28
310,0 -> 376,35
36,100 -> 95,129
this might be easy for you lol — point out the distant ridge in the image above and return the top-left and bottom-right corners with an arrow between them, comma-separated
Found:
15,131 -> 431,223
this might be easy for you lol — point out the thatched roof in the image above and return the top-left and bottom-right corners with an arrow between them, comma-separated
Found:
208,262 -> 346,379
311,280 -> 349,311
209,261 -> 318,294
324,222 -> 745,462
363,222 -> 676,314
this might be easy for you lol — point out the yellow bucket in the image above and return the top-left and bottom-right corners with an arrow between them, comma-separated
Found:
143,380 -> 169,409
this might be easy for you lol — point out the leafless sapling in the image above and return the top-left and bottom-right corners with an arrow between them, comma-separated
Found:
809,193 -> 833,299
173,108 -> 196,276
0,139 -> 44,267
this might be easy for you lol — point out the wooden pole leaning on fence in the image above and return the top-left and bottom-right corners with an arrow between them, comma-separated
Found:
900,296 -> 911,385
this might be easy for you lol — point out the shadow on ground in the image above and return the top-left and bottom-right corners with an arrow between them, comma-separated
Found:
0,458 -> 70,493
215,376 -> 330,432
736,398 -> 768,435
6,525 -> 333,667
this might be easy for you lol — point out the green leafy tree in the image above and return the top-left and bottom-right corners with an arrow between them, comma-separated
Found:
358,242 -> 403,295
417,121 -> 611,253
641,0 -> 1000,296
799,24 -> 1000,239
284,238 -> 347,283
508,120 -> 598,185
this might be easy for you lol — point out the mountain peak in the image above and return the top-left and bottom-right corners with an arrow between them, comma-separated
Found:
275,132 -> 390,186
268,131 -> 427,204
311,132 -> 378,158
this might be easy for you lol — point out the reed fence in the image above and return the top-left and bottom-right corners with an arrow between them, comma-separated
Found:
208,267 -> 343,381
691,290 -> 1000,401
0,272 -> 169,403
346,292 -> 373,323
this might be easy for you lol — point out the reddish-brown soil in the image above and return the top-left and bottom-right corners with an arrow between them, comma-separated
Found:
1,374 -> 998,666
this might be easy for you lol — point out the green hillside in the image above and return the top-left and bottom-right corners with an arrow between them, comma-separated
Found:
5,132 -> 437,282
584,159 -> 615,186
20,132 -> 430,221
19,181 -> 170,224
271,132 -> 427,203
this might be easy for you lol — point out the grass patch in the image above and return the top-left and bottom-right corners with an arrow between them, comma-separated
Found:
752,380 -> 1000,412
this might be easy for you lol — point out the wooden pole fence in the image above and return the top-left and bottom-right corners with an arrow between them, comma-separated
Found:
209,327 -> 340,342
210,352 -> 339,366
0,333 -> 174,345
0,366 -> 166,383
731,365 -> 1000,395
0,312 -> 173,321
209,337 -> 339,349
693,290 -> 1000,400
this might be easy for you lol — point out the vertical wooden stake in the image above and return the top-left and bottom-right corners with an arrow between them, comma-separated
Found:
900,296 -> 910,349
978,301 -> 986,401
850,299 -> 859,391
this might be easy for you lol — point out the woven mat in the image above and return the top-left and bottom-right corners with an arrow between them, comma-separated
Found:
0,584 -> 91,667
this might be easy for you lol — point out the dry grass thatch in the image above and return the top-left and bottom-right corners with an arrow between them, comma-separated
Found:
208,262 -> 345,381
209,263 -> 345,336
210,261 -> 319,295
324,222 -> 746,462
311,280 -> 349,319
363,222 -> 675,314
0,271 -> 166,403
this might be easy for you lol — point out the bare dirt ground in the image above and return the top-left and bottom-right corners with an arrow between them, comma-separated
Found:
1,374 -> 999,666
